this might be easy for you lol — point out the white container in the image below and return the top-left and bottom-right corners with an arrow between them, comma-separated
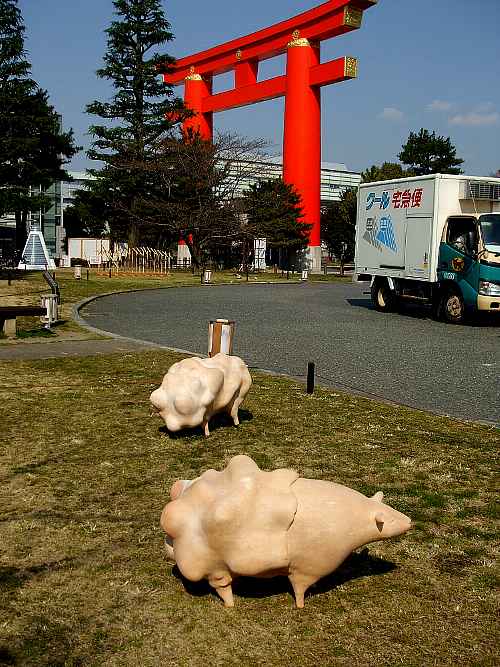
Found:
208,319 -> 235,357
40,294 -> 59,327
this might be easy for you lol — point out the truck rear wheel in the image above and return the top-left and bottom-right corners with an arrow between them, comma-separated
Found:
440,287 -> 465,324
371,279 -> 397,312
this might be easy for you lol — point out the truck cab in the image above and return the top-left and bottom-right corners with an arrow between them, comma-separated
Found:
439,213 -> 500,321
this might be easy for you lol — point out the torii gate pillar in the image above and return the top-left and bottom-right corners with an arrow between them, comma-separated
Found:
163,1 -> 377,272
283,36 -> 322,271
184,72 -> 213,140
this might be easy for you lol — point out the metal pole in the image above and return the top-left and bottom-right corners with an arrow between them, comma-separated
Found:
306,361 -> 315,394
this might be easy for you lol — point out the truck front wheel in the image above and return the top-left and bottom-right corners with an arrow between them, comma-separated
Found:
371,279 -> 397,312
439,287 -> 465,324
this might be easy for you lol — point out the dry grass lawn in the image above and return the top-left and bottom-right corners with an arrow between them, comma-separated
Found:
0,350 -> 498,666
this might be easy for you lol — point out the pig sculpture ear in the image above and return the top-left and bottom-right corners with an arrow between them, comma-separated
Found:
371,491 -> 384,503
375,511 -> 385,532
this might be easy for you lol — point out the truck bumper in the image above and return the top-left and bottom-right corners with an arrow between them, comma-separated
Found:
477,295 -> 500,312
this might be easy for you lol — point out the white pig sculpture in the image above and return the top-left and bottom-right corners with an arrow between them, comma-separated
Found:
150,354 -> 252,437
161,455 -> 412,608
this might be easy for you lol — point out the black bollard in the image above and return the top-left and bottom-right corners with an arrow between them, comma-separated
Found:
306,362 -> 315,394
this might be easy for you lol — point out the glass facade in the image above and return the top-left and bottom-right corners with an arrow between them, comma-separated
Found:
35,181 -> 63,257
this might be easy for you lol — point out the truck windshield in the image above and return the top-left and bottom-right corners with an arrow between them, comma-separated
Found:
479,214 -> 500,249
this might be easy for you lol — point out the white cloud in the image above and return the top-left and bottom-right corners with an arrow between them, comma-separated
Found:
427,99 -> 453,112
449,111 -> 499,126
474,102 -> 495,113
379,107 -> 404,121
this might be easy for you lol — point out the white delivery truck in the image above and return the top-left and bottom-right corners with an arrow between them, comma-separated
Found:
354,174 -> 500,323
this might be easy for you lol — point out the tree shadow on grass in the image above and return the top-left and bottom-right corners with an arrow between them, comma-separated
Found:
0,615 -> 82,667
172,549 -> 396,605
0,557 -> 77,594
159,408 -> 253,440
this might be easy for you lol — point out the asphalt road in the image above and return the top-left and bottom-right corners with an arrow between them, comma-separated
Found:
80,282 -> 500,425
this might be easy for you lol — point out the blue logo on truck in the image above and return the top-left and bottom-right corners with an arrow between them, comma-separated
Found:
366,191 -> 390,211
376,216 -> 398,252
363,215 -> 398,253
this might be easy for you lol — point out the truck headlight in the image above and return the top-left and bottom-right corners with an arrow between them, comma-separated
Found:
479,280 -> 500,296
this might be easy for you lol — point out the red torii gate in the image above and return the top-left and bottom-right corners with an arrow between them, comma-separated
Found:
163,0 -> 377,271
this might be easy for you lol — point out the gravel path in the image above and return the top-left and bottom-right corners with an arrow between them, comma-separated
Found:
78,282 -> 500,425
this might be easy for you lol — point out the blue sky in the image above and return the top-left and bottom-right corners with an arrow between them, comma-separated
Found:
18,0 -> 500,176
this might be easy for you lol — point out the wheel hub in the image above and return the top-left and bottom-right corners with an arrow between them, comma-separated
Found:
447,295 -> 461,317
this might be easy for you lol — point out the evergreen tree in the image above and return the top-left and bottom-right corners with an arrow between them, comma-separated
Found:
243,179 -> 309,268
321,188 -> 357,275
0,0 -> 33,93
0,0 -> 77,251
398,129 -> 464,176
86,0 -> 187,246
361,162 -> 412,183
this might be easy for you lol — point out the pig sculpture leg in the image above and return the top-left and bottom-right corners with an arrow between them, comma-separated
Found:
227,389 -> 244,426
213,583 -> 235,608
288,573 -> 319,609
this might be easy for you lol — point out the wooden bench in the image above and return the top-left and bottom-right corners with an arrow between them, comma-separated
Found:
0,305 -> 46,338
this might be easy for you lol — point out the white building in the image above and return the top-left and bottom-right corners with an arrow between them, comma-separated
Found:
224,155 -> 360,204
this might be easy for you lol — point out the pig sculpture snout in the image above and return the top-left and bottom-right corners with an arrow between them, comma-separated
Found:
373,505 -> 412,538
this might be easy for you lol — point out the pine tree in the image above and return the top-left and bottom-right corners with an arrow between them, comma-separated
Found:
243,179 -> 309,268
321,188 -> 357,274
398,129 -> 464,176
0,0 -> 33,93
86,0 -> 187,246
361,162 -> 412,183
0,0 -> 78,251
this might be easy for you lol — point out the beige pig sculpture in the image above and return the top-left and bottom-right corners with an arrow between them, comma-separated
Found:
161,455 -> 412,608
150,353 -> 252,437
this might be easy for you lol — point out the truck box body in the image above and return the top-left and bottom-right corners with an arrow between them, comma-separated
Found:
355,174 -> 500,283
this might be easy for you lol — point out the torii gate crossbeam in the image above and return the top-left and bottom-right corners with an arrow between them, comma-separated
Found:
163,0 -> 377,272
